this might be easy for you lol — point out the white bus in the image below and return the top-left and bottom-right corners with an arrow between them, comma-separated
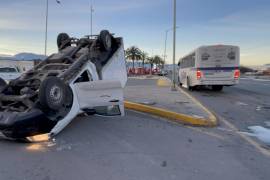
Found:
177,45 -> 240,91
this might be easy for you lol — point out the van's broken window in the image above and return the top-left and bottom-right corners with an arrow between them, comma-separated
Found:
74,70 -> 93,83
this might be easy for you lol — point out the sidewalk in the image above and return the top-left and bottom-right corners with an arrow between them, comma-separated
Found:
124,77 -> 212,124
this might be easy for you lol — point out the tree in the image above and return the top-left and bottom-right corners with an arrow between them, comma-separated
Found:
159,59 -> 165,68
146,56 -> 155,73
125,46 -> 142,69
141,51 -> 148,68
153,55 -> 163,68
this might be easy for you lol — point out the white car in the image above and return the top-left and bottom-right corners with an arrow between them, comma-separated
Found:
0,66 -> 21,82
0,30 -> 127,141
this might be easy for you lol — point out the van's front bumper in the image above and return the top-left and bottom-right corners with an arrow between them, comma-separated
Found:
0,109 -> 57,139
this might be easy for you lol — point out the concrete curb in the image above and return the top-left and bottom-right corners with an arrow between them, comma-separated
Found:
176,85 -> 218,126
124,101 -> 216,127
124,77 -> 217,127
164,77 -> 218,126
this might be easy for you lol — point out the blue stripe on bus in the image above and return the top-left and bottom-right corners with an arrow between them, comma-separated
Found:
197,67 -> 239,71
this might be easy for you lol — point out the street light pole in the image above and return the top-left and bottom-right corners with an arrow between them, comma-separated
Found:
90,1 -> 94,36
163,26 -> 179,66
45,0 -> 49,56
163,30 -> 169,64
171,0 -> 177,91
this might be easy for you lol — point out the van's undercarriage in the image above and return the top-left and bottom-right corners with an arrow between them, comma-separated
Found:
0,30 -> 124,140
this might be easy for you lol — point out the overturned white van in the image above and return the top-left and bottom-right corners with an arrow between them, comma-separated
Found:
0,30 -> 127,141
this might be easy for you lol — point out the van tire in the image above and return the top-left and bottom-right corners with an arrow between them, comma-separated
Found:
99,30 -> 112,52
39,77 -> 70,111
57,33 -> 70,50
212,85 -> 223,91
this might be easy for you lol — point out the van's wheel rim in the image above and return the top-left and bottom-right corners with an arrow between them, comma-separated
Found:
49,85 -> 63,104
39,76 -> 67,111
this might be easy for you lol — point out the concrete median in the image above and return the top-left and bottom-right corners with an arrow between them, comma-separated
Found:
125,77 -> 217,127
124,101 -> 216,126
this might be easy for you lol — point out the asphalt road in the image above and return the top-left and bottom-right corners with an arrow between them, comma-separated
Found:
1,109 -> 270,180
166,71 -> 270,128
181,78 -> 270,131
0,78 -> 270,180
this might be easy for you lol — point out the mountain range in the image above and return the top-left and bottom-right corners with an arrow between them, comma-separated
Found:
0,53 -> 47,61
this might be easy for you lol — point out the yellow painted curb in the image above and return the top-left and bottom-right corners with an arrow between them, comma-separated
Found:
157,78 -> 171,87
124,101 -> 215,126
162,77 -> 217,126
176,85 -> 218,126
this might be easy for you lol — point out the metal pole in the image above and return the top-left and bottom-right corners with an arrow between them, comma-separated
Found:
90,1 -> 93,36
171,0 -> 177,91
45,0 -> 49,56
163,30 -> 168,64
164,27 -> 178,68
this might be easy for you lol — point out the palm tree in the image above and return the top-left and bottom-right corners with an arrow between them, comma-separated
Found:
160,59 -> 165,68
153,55 -> 163,68
146,56 -> 155,74
125,46 -> 142,69
141,51 -> 148,68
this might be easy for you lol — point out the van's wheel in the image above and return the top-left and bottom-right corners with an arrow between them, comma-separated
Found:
212,85 -> 223,91
187,77 -> 193,91
39,76 -> 71,111
99,30 -> 112,52
57,33 -> 71,50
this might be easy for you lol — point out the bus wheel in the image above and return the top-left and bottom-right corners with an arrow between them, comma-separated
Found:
187,77 -> 193,91
178,76 -> 182,86
212,85 -> 223,91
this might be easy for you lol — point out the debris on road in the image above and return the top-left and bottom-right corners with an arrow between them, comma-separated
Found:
161,161 -> 167,167
236,101 -> 248,106
136,100 -> 156,106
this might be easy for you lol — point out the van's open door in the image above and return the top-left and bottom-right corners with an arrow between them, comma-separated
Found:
74,80 -> 124,116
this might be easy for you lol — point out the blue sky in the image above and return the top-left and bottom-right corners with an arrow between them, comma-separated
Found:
0,0 -> 269,65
